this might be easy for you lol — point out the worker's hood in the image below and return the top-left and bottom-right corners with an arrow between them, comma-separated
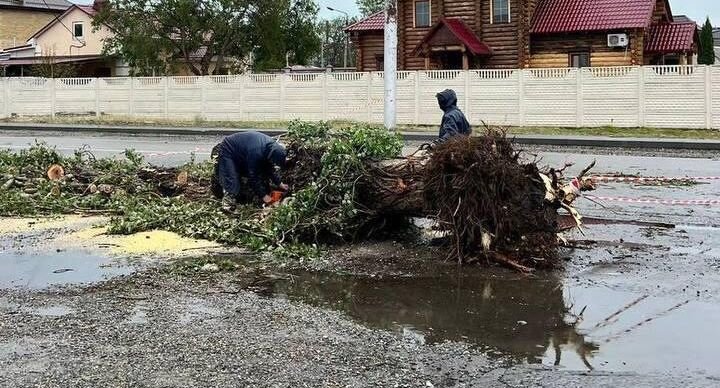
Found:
436,89 -> 458,112
268,142 -> 287,169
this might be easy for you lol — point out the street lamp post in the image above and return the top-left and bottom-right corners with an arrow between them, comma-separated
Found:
327,7 -> 349,69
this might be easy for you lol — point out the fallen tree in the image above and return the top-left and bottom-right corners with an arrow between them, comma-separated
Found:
280,125 -> 595,269
0,122 -> 594,269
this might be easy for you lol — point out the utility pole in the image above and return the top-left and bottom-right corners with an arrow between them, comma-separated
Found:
384,0 -> 398,129
327,7 -> 349,69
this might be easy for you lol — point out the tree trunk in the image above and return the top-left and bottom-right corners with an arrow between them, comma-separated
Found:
357,156 -> 427,216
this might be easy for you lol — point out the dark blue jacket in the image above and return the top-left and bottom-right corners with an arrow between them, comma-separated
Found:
219,131 -> 286,198
436,89 -> 471,142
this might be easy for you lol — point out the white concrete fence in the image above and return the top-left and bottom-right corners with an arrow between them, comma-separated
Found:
1,65 -> 719,129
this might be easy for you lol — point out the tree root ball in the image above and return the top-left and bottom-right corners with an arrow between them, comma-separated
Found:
423,134 -> 559,267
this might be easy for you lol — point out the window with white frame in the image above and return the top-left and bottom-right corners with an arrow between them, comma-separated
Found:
492,0 -> 510,24
414,0 -> 431,28
73,22 -> 84,40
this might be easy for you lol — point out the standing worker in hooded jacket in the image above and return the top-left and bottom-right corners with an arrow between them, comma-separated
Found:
436,89 -> 471,143
214,131 -> 288,212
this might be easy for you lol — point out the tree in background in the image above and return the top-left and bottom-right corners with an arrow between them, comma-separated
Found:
699,18 -> 716,65
315,17 -> 358,68
252,0 -> 321,71
285,0 -> 322,65
94,0 -> 254,76
356,0 -> 383,16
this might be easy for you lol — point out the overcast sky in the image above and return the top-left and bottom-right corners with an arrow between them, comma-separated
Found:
71,0 -> 719,25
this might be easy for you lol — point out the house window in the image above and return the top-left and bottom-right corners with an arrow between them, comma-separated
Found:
569,52 -> 591,68
73,22 -> 84,40
414,0 -> 431,28
492,0 -> 510,24
375,54 -> 384,70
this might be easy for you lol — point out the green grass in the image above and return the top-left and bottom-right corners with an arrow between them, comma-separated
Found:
3,116 -> 719,140
504,126 -> 720,140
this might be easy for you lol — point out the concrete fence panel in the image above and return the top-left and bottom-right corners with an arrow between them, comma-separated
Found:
710,67 -> 720,130
467,69 -> 521,127
285,73 -> 324,122
98,78 -> 131,116
523,68 -> 578,127
132,78 -> 165,117
643,66 -> 707,129
7,78 -> 51,117
326,72 -> 369,123
0,65 -> 718,129
166,76 -> 204,120
204,76 -> 243,121
244,74 -> 282,121
581,67 -> 640,128
54,78 -> 97,116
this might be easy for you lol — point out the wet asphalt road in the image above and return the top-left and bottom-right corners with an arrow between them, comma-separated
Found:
2,130 -> 720,387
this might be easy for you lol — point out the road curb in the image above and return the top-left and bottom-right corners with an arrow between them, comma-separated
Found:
2,123 -> 720,150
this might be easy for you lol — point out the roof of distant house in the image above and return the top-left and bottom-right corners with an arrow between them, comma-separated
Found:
414,18 -> 492,56
29,4 -> 101,39
713,28 -> 720,42
77,4 -> 98,16
532,0 -> 671,34
672,15 -> 694,24
0,0 -> 71,11
645,22 -> 697,53
345,11 -> 384,32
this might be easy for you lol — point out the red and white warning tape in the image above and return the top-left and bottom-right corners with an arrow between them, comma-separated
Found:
590,175 -> 720,183
585,195 -> 720,206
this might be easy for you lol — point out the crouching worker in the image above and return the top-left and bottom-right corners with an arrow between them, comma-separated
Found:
212,131 -> 288,212
436,89 -> 471,143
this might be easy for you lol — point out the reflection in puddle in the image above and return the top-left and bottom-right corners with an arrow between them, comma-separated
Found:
0,249 -> 133,290
254,270 -> 720,376
258,271 -> 578,364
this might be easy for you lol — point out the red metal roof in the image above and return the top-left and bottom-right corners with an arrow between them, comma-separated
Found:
532,0 -> 657,34
443,18 -> 492,55
345,11 -> 384,32
414,18 -> 492,56
645,22 -> 697,53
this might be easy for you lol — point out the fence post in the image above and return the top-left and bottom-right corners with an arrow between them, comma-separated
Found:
238,75 -> 245,121
163,77 -> 169,120
200,76 -> 207,120
95,78 -> 101,118
279,73 -> 286,121
518,69 -> 526,127
367,72 -> 373,123
705,65 -> 712,130
49,78 -> 56,119
464,70 -> 470,122
321,73 -> 328,121
414,71 -> 420,125
2,78 -> 9,119
576,68 -> 584,128
128,77 -> 134,118
638,67 -> 645,127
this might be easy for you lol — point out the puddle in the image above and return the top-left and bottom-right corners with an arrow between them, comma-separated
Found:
178,299 -> 223,324
125,303 -> 149,325
255,269 -> 720,376
31,305 -> 75,317
0,249 -> 134,290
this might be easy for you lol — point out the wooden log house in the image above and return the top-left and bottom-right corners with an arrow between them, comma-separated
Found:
346,0 -> 699,71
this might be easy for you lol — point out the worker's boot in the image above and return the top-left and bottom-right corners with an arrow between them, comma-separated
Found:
221,193 -> 236,213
